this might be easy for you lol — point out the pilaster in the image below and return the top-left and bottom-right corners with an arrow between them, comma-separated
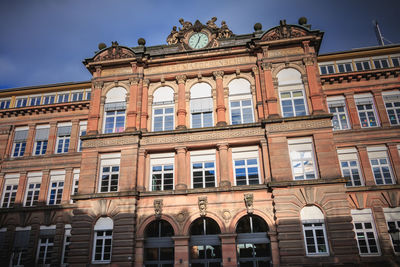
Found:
252,66 -> 265,120
176,75 -> 187,129
126,78 -> 139,131
213,71 -> 227,126
15,171 -> 27,206
25,124 -> 35,156
356,145 -> 375,186
87,81 -> 103,135
262,63 -> 279,117
373,90 -> 390,127
136,148 -> 147,192
38,169 -> 50,205
140,79 -> 150,131
303,56 -> 326,114
68,119 -> 80,153
217,143 -> 231,187
61,167 -> 73,203
175,146 -> 187,190
45,122 -> 57,155
344,92 -> 361,129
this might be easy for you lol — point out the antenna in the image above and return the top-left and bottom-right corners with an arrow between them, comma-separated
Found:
373,20 -> 393,46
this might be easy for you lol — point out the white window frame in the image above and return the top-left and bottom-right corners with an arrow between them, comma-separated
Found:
232,146 -> 261,186
71,90 -> 84,102
367,146 -> 394,185
354,58 -> 371,71
47,170 -> 65,205
152,103 -> 175,131
149,153 -> 175,191
92,218 -> 113,264
337,148 -> 364,187
61,225 -> 71,266
383,207 -> 400,254
279,87 -> 308,118
390,54 -> 400,67
70,169 -> 79,204
336,60 -> 353,73
382,90 -> 400,125
57,92 -> 70,103
372,56 -> 390,69
12,226 -> 31,267
229,95 -> 254,125
351,209 -> 381,256
85,89 -> 92,100
29,95 -> 42,106
12,126 -> 28,158
99,154 -> 120,193
1,174 -> 19,208
300,206 -> 329,256
354,94 -> 379,128
190,150 -> 217,189
24,172 -> 42,207
0,98 -> 11,109
33,124 -> 50,156
319,64 -> 335,75
190,83 -> 214,128
36,226 -> 56,265
42,94 -> 55,105
15,97 -> 27,108
77,121 -> 87,152
288,138 -> 318,180
327,96 -> 351,130
55,122 -> 71,154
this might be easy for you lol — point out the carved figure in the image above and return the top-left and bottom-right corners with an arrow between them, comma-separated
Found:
244,193 -> 254,214
206,17 -> 218,29
154,199 -> 163,219
179,18 -> 192,31
218,21 -> 233,39
167,26 -> 179,45
198,196 -> 207,216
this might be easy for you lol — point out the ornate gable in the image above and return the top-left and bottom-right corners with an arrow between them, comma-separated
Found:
261,20 -> 310,41
93,41 -> 135,62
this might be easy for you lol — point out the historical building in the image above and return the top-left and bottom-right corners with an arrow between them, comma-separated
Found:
0,17 -> 399,267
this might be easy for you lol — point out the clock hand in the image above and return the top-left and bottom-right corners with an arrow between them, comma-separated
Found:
195,36 -> 201,48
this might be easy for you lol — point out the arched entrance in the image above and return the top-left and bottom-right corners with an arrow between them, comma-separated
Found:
236,215 -> 272,266
144,220 -> 174,267
189,217 -> 222,267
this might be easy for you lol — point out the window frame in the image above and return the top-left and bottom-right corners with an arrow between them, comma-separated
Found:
336,61 -> 353,73
55,123 -> 72,154
367,147 -> 395,185
319,64 -> 335,75
0,98 -> 11,109
355,59 -> 371,71
47,171 -> 65,205
61,225 -> 71,266
1,175 -> 19,208
77,121 -> 87,152
229,94 -> 255,125
152,103 -> 175,132
354,95 -> 379,128
99,154 -> 120,193
36,226 -> 56,265
232,147 -> 261,186
15,97 -> 27,108
382,91 -> 400,126
302,222 -> 330,256
327,97 -> 351,130
12,127 -> 28,158
373,57 -> 390,69
24,172 -> 42,207
92,218 -> 113,264
279,89 -> 308,118
337,148 -> 364,187
149,153 -> 175,191
33,125 -> 50,156
351,209 -> 381,256
288,138 -> 318,181
190,150 -> 217,189
383,208 -> 400,254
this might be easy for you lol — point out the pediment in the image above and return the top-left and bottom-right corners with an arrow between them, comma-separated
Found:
93,41 -> 135,62
261,20 -> 311,41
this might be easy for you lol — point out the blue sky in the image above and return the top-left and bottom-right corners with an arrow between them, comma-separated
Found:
0,0 -> 399,89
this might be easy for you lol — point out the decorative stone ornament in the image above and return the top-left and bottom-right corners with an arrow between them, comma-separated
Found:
244,193 -> 254,214
198,196 -> 208,217
154,199 -> 163,219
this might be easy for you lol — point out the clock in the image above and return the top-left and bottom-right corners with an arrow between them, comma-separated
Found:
188,32 -> 209,49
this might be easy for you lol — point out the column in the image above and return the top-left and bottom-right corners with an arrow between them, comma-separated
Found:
213,71 -> 227,126
120,148 -> 138,191
345,92 -> 361,129
140,79 -> 150,131
68,120 -> 79,153
87,81 -> 103,135
252,67 -> 265,120
269,231 -> 280,266
260,140 -> 271,183
126,78 -> 139,131
136,79 -> 144,130
45,122 -> 57,155
220,234 -> 237,267
388,144 -> 400,184
61,168 -> 73,203
15,171 -> 27,206
136,148 -> 146,192
217,143 -> 231,187
176,75 -> 187,129
38,169 -> 50,205
373,90 -> 390,127
262,63 -> 279,117
356,146 -> 375,186
303,56 -> 326,113
172,236 -> 190,267
25,124 -> 35,156
175,146 -> 187,190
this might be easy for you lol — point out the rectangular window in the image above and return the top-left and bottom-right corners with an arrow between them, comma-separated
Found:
34,125 -> 49,156
354,94 -> 379,128
327,97 -> 350,130
190,97 -> 213,128
36,226 -> 55,265
24,172 -> 42,207
355,60 -> 371,71
232,147 -> 260,186
191,150 -> 216,188
351,209 -> 380,256
15,98 -> 27,108
150,153 -> 174,191
104,102 -> 126,133
47,170 -> 65,205
153,104 -> 174,131
78,121 -> 87,152
288,138 -> 318,180
99,154 -> 120,193
93,230 -> 112,263
230,97 -> 254,125
280,90 -> 307,117
12,227 -> 31,266
62,225 -> 71,265
0,98 -> 11,109
337,62 -> 353,73
1,174 -> 19,208
12,126 -> 28,157
391,56 -> 400,67
303,223 -> 329,255
337,148 -> 363,187
383,208 -> 400,254
319,64 -> 335,75
373,58 -> 389,69
85,89 -> 91,100
57,92 -> 70,103
383,91 -> 400,125
367,146 -> 394,185
43,94 -> 55,105
55,123 -> 71,154
70,169 -> 79,204
29,95 -> 42,106
71,91 -> 84,102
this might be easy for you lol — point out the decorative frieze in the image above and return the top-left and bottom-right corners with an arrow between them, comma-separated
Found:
265,118 -> 332,133
83,135 -> 139,148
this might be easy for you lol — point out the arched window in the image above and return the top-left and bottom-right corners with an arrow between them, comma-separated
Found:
189,217 -> 221,267
190,83 -> 214,128
103,87 -> 127,133
152,87 -> 175,131
300,206 -> 329,256
228,78 -> 254,124
92,217 -> 113,263
236,215 -> 272,266
277,68 -> 308,117
144,220 -> 174,267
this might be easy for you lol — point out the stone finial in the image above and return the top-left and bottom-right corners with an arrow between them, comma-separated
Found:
254,23 -> 262,32
98,42 -> 107,50
138,38 -> 146,46
154,199 -> 163,219
198,196 -> 208,217
244,193 -> 254,214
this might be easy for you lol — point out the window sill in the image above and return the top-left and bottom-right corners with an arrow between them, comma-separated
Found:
346,184 -> 400,192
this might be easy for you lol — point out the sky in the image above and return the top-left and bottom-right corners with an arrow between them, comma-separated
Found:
0,0 -> 399,89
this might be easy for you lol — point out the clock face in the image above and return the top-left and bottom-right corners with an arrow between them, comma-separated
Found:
188,32 -> 209,49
